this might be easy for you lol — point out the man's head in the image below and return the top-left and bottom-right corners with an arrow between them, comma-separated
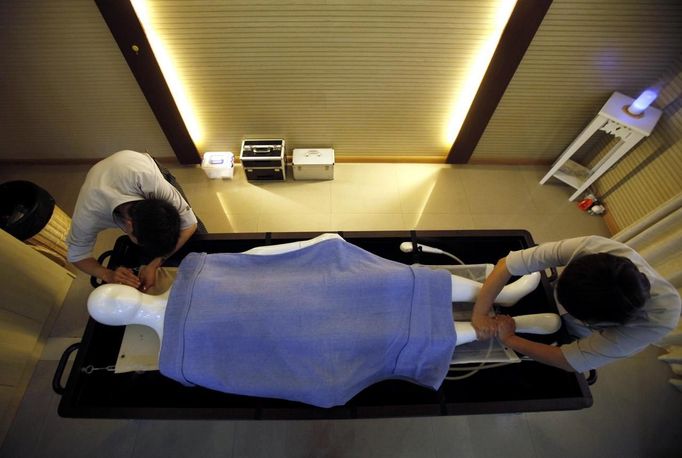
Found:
557,253 -> 651,325
127,199 -> 180,258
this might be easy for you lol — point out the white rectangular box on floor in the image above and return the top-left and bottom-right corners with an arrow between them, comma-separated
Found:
292,148 -> 335,180
201,152 -> 234,179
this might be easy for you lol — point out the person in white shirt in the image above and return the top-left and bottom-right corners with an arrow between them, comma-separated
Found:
67,150 -> 204,291
472,236 -> 681,372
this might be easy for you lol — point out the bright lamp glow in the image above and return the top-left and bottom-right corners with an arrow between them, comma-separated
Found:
443,0 -> 517,147
130,0 -> 204,147
627,89 -> 658,116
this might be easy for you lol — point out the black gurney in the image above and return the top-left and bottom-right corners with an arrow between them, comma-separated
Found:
54,230 -> 592,420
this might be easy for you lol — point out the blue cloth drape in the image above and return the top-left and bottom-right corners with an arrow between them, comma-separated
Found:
159,238 -> 455,407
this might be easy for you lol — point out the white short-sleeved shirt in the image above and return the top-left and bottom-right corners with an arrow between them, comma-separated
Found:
66,150 -> 198,263
505,236 -> 681,372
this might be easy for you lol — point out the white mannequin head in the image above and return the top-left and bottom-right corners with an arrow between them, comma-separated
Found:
87,284 -> 144,325
87,284 -> 167,341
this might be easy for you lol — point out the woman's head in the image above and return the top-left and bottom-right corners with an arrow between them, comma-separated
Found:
557,253 -> 650,324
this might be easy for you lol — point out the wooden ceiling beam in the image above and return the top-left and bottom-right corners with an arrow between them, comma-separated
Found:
95,0 -> 200,164
447,0 -> 553,164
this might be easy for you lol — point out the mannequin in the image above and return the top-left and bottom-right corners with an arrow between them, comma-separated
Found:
87,234 -> 561,407
89,284 -> 559,345
88,233 -> 559,344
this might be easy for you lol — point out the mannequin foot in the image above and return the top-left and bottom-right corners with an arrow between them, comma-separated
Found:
495,272 -> 541,306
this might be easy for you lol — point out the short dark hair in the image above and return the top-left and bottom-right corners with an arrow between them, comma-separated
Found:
557,253 -> 651,324
129,198 -> 180,258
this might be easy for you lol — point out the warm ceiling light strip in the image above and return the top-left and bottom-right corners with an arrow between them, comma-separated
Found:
444,0 -> 517,147
130,0 -> 204,147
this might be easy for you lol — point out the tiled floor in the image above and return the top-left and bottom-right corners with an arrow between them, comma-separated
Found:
1,162 -> 680,458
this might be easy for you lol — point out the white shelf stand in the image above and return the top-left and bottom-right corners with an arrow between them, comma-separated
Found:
540,92 -> 662,201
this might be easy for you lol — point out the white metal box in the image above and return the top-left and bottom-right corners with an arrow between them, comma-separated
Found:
292,148 -> 335,180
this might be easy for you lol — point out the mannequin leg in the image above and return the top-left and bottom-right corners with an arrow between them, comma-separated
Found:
450,272 -> 541,305
454,313 -> 561,346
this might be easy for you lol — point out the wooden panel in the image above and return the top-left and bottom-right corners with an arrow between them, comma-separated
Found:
139,0 -> 510,158
473,0 -> 682,162
0,229 -> 73,322
595,58 -> 682,232
95,0 -> 201,164
0,228 -> 72,444
0,310 -> 42,387
0,1 -> 172,160
447,0 -> 551,163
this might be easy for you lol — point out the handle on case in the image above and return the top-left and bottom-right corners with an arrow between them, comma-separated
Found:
305,150 -> 322,157
52,342 -> 81,395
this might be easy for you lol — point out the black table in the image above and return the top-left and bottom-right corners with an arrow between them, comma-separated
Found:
55,230 -> 592,419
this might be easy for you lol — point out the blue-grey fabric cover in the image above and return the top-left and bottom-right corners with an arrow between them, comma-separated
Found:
159,238 -> 455,407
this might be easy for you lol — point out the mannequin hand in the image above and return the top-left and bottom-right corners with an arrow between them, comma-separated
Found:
472,314 -> 498,340
138,264 -> 158,292
495,315 -> 517,344
103,267 -> 140,289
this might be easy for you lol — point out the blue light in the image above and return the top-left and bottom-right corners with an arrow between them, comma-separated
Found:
628,89 -> 658,115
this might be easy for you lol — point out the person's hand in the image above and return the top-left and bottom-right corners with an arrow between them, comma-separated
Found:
495,315 -> 517,344
472,313 -> 498,340
102,267 -> 141,289
138,264 -> 158,292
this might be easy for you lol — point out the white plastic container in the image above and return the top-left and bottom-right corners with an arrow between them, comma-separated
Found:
201,152 -> 234,179
292,148 -> 334,180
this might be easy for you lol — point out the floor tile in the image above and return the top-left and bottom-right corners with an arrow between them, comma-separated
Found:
1,161 -> 679,458
331,181 -> 403,214
466,414 -> 537,458
330,213 -> 407,231
430,416 -> 476,458
257,180 -> 332,214
214,182 -> 267,215
331,164 -> 402,213
520,167 -> 583,215
131,420 -> 235,458
403,213 -> 476,230
232,420 -> 337,458
1,362 -> 55,458
524,347 -> 682,458
258,212 -> 332,233
458,165 -> 541,214
36,412 -> 136,458
329,417 -> 439,458
395,164 -> 471,214
233,418 -> 441,458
